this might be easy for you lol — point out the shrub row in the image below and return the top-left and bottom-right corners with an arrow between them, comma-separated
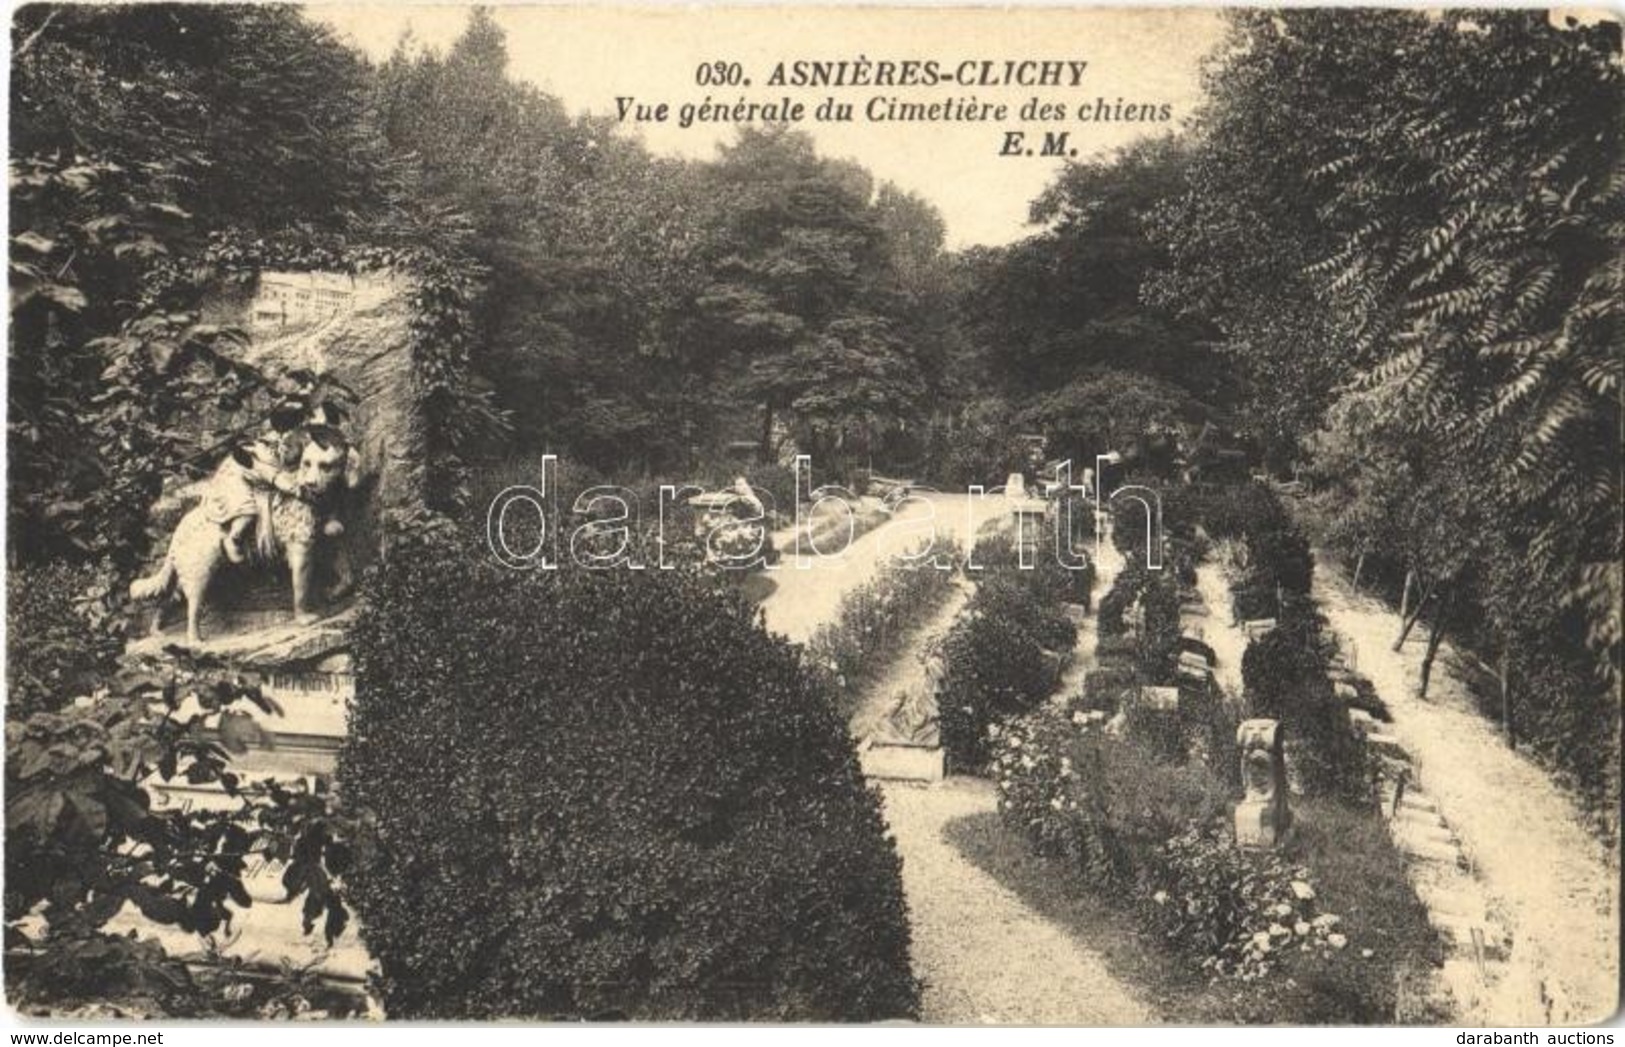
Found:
936,528 -> 1083,770
342,545 -> 920,1020
1239,615 -> 1372,803
806,537 -> 961,716
1183,483 -> 1313,620
1201,484 -> 1371,804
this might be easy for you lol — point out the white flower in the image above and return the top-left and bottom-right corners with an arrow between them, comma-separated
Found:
1290,880 -> 1315,901
1294,921 -> 1311,937
1152,891 -> 1169,905
1273,902 -> 1293,918
1328,933 -> 1348,950
1050,796 -> 1064,811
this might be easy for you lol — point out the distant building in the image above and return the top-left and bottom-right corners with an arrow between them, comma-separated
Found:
250,271 -> 359,329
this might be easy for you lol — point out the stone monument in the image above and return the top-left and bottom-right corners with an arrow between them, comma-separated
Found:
1235,718 -> 1292,848
130,268 -> 426,782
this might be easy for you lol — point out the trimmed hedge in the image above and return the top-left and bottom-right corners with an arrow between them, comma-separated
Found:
1241,614 -> 1370,804
968,530 -> 1095,609
937,572 -> 1075,770
341,548 -> 919,1020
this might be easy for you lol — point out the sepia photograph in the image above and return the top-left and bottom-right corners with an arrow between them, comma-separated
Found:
3,1 -> 1621,1030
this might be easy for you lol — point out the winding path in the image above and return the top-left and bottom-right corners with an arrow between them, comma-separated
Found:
759,492 -> 1000,644
828,500 -> 1155,1023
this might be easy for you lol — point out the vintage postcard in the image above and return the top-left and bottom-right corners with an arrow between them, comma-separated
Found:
5,2 -> 1621,1031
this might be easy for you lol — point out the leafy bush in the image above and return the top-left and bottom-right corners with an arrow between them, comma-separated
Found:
1143,827 -> 1339,982
1135,570 -> 1183,686
6,933 -> 368,1019
989,712 -> 1115,879
341,548 -> 919,1020
1241,618 -> 1369,803
968,527 -> 1095,608
807,539 -> 960,715
936,572 -> 1076,770
5,649 -> 348,1017
6,562 -> 125,721
1097,562 -> 1143,639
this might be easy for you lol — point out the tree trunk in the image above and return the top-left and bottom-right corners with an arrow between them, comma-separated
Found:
1397,569 -> 1415,625
1393,576 -> 1435,651
1352,550 -> 1367,594
1500,642 -> 1515,750
1418,588 -> 1452,699
759,401 -> 775,463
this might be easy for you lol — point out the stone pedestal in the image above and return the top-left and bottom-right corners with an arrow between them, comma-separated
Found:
1235,718 -> 1291,848
861,688 -> 944,782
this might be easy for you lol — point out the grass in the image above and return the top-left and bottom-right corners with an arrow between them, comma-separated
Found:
944,796 -> 1444,1024
941,810 -> 1235,1025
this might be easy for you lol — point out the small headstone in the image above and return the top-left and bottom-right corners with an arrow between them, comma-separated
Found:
1241,618 -> 1278,639
1177,635 -> 1218,665
1178,650 -> 1214,675
1139,685 -> 1181,712
1235,718 -> 1292,849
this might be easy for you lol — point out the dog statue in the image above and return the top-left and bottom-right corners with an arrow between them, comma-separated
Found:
130,428 -> 361,643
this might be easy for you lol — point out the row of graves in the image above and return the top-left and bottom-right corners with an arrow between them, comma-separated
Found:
1185,581 -> 1520,1016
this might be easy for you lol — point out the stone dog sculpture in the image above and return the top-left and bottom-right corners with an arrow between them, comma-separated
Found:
130,426 -> 360,643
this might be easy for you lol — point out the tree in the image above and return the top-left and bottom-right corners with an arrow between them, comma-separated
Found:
967,137 -> 1221,404
1157,9 -> 1621,682
694,128 -> 928,464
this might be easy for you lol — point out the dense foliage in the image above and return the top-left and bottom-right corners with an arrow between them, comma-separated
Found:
341,548 -> 919,1020
1148,9 -> 1620,828
4,642 -> 351,1011
994,698 -> 1437,1021
936,533 -> 1082,769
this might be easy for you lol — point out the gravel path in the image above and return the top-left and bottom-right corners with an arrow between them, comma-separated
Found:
844,504 -> 1156,1023
1193,561 -> 1246,697
1313,558 -> 1620,1024
760,492 -> 999,645
880,779 -> 1156,1024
